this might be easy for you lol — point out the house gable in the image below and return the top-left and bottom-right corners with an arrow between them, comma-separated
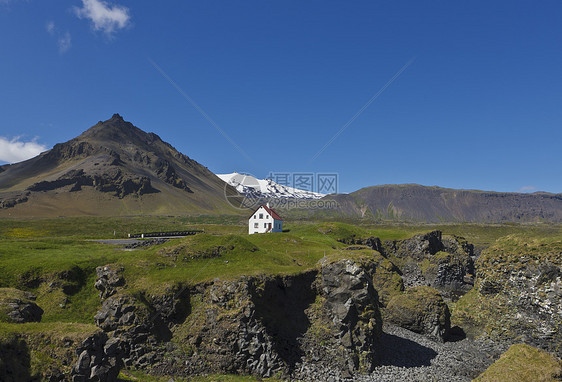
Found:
248,204 -> 283,234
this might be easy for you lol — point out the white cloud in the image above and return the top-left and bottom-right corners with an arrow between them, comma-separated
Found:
58,31 -> 72,53
74,0 -> 131,36
45,21 -> 71,54
46,20 -> 55,35
517,185 -> 537,193
0,137 -> 48,163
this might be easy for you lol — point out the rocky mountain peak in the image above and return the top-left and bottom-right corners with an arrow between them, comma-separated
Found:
72,114 -> 168,155
0,115 -> 235,215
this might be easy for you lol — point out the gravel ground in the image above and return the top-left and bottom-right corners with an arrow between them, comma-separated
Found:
292,324 -> 504,382
358,325 -> 505,382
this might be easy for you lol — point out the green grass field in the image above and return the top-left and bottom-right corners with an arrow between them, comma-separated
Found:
0,216 -> 559,325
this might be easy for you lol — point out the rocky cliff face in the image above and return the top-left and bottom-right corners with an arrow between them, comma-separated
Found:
75,239 -> 479,381
342,231 -> 475,300
453,235 -> 562,357
67,257 -> 388,381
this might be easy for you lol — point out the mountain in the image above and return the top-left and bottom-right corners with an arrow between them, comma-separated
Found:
323,184 -> 562,222
0,114 -> 239,216
217,172 -> 325,200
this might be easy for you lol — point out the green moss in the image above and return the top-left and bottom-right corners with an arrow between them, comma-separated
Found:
452,233 -> 562,342
474,344 -> 562,382
118,369 -> 283,381
0,322 -> 98,379
384,286 -> 449,330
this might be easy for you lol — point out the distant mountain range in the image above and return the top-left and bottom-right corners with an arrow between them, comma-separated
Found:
1,114 -> 561,222
217,172 -> 325,200
0,114 -> 238,216
323,184 -> 562,223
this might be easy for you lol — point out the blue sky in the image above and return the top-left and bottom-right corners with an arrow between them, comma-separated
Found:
1,0 -> 561,194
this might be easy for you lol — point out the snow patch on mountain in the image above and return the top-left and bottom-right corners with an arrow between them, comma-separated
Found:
217,172 -> 325,199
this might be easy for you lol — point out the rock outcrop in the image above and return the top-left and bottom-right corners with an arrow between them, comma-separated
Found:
71,332 -> 121,382
383,231 -> 475,298
27,168 -> 158,199
453,235 -> 562,357
384,286 -> 451,342
94,266 -> 125,299
0,288 -> 43,323
316,259 -> 383,374
0,191 -> 29,209
83,256 -> 390,380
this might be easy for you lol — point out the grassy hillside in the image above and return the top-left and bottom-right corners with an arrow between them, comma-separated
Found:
0,217 -> 559,321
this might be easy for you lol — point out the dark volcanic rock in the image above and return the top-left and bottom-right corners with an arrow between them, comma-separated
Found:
318,259 -> 383,373
340,236 -> 386,255
383,231 -> 475,297
94,265 -> 125,299
384,286 -> 451,342
27,168 -> 158,198
0,290 -> 43,323
386,230 -> 445,261
0,191 -> 30,209
145,260 -> 385,380
5,300 -> 43,323
71,332 -> 121,382
454,237 -> 562,357
94,295 -> 138,331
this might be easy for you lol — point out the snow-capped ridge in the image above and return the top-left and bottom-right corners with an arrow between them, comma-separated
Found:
217,172 -> 325,199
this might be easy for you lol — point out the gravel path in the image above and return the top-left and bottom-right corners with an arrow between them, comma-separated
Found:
357,325 -> 504,382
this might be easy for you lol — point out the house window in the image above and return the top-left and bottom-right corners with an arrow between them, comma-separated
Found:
254,223 -> 258,228
254,215 -> 257,219
264,223 -> 267,228
259,214 -> 263,219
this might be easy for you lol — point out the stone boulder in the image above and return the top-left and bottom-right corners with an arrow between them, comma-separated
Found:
94,265 -> 125,299
384,286 -> 451,342
385,230 -> 445,261
94,295 -> 138,331
0,288 -> 43,323
383,231 -> 475,297
71,332 -> 121,382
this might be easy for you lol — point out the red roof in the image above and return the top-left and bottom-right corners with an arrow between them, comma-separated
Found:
251,204 -> 283,221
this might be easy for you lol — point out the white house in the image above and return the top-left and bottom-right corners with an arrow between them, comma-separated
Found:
249,204 -> 283,234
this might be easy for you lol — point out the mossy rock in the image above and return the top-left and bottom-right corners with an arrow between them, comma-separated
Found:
453,235 -> 562,354
385,286 -> 450,342
473,343 -> 562,382
0,288 -> 43,323
320,249 -> 404,305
